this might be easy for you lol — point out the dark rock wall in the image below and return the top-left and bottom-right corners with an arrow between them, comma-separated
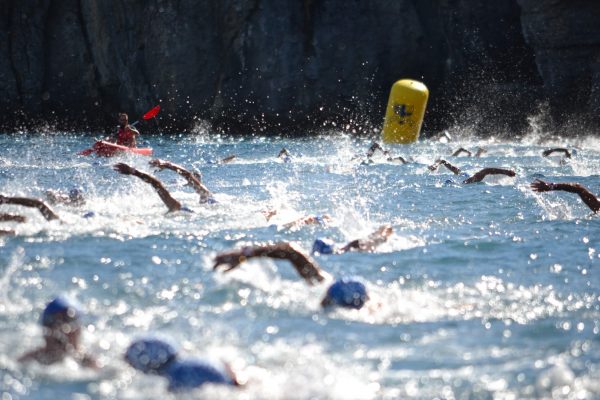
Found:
0,0 -> 593,134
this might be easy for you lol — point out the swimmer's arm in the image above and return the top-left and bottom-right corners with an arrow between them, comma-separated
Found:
0,213 -> 26,223
387,156 -> 407,164
220,155 -> 236,164
531,180 -> 600,212
339,225 -> 393,252
113,163 -> 181,212
542,148 -> 571,158
75,352 -> 100,370
475,148 -> 487,157
429,160 -> 460,174
463,168 -> 515,184
0,195 -> 60,221
451,147 -> 472,157
149,159 -> 212,201
277,148 -> 291,158
17,348 -> 45,363
366,142 -> 388,158
214,242 -> 329,285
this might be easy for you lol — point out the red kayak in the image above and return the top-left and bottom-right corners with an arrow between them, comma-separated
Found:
79,140 -> 153,157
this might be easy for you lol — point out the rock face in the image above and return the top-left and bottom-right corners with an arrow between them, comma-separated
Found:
518,0 -> 600,128
0,0 -> 594,134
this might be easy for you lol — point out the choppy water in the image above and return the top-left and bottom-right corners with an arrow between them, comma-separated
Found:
1,130 -> 600,399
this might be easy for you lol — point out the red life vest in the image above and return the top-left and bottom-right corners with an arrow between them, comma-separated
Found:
117,126 -> 136,147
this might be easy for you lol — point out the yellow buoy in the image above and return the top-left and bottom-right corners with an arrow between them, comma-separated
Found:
382,79 -> 429,144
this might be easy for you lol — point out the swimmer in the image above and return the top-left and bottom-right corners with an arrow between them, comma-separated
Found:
282,214 -> 332,229
18,296 -> 98,369
364,142 -> 407,164
113,163 -> 183,212
312,225 -> 393,255
428,160 -> 515,184
277,148 -> 292,163
45,188 -> 85,206
149,159 -> 213,203
125,337 -> 240,391
0,195 -> 60,221
214,242 -> 370,310
542,148 -> 572,159
220,154 -> 237,164
531,179 -> 600,212
451,147 -> 486,157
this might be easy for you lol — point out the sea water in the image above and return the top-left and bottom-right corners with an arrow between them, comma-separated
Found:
0,131 -> 599,399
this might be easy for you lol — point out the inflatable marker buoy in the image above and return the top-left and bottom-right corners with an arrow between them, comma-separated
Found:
382,79 -> 429,144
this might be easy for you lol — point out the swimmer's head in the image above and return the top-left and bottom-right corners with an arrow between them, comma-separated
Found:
311,238 -> 335,255
321,278 -> 369,310
69,188 -> 84,201
40,296 -> 81,328
164,357 -> 235,391
125,337 -> 178,374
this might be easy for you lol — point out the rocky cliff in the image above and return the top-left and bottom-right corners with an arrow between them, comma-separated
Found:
0,0 -> 596,135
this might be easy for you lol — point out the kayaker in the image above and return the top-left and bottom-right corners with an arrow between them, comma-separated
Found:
115,113 -> 139,147
18,296 -> 99,369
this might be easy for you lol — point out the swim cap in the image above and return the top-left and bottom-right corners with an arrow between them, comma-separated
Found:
68,188 -> 84,203
125,338 -> 178,374
164,358 -> 234,391
82,211 -> 95,218
40,296 -> 81,327
180,206 -> 194,213
322,278 -> 369,309
312,238 -> 335,255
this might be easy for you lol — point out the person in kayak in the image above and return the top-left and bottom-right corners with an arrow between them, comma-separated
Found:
428,160 -> 515,184
0,195 -> 60,221
214,242 -> 371,310
18,296 -> 98,369
531,179 -> 600,212
114,113 -> 139,147
125,336 -> 241,392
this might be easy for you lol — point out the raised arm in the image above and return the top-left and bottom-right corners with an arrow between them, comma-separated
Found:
213,242 -> 330,285
149,159 -> 212,202
366,142 -> 389,158
531,179 -> 600,212
463,168 -> 515,184
542,148 -> 571,158
0,195 -> 59,221
451,147 -> 472,157
113,163 -> 182,212
428,159 -> 461,175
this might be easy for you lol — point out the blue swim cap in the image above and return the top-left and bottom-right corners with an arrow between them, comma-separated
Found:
180,206 -> 194,213
82,211 -> 95,218
312,238 -> 335,255
125,338 -> 178,374
459,172 -> 470,179
164,358 -> 234,391
322,278 -> 369,309
40,296 -> 81,327
69,188 -> 83,200
206,197 -> 218,205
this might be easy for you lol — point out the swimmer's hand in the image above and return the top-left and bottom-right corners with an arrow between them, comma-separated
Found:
149,158 -> 171,171
213,250 -> 246,272
113,163 -> 136,175
530,179 -> 552,192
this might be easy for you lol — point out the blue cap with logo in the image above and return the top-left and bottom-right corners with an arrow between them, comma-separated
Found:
164,357 -> 234,391
322,278 -> 369,309
40,296 -> 81,327
125,337 -> 178,374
